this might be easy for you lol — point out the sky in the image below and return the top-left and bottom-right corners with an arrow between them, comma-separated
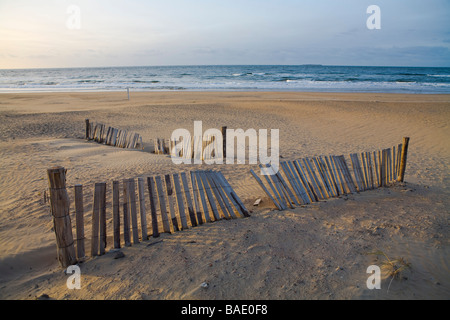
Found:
0,0 -> 449,69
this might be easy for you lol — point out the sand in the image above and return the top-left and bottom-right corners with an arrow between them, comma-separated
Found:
0,91 -> 448,300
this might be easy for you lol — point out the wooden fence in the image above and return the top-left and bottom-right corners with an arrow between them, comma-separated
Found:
48,136 -> 410,267
85,119 -> 144,150
154,135 -> 221,161
154,126 -> 227,159
47,167 -> 250,267
250,138 -> 410,210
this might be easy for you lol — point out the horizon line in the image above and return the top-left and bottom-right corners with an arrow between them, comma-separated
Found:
1,64 -> 450,71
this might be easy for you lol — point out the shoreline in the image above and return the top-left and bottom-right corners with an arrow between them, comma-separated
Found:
1,89 -> 450,95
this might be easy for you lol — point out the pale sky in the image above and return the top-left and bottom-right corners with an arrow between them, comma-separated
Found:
0,0 -> 449,69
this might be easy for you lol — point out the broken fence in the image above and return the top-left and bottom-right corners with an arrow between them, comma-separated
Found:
85,119 -> 144,150
47,167 -> 250,267
251,138 -> 410,210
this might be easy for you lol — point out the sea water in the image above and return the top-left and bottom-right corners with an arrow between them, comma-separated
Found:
1,65 -> 449,94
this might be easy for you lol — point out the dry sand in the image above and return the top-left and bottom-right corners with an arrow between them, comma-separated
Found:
0,91 -> 448,300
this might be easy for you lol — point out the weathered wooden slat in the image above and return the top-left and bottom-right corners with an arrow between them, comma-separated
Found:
288,160 -> 313,203
190,171 -> 204,224
98,124 -> 103,142
127,179 -> 140,244
173,173 -> 189,229
330,156 -> 346,194
293,160 -> 317,201
263,165 -> 292,207
392,146 -> 397,182
334,156 -> 350,194
85,119 -> 90,140
259,164 -> 287,209
300,159 -> 323,200
360,152 -> 369,190
98,182 -> 107,255
137,177 -> 148,240
193,171 -> 211,222
274,165 -> 300,206
230,191 -> 250,217
155,176 -> 173,233
209,171 -> 235,218
111,128 -> 118,146
386,147 -> 392,183
305,158 -> 326,199
328,156 -> 343,196
134,134 -> 140,149
116,130 -> 123,147
380,149 -> 386,186
359,152 -> 367,190
266,164 -> 294,208
365,152 -> 373,188
91,183 -> 101,256
211,171 -> 239,218
206,171 -> 230,219
147,176 -> 160,237
154,138 -> 160,154
354,153 -> 365,191
92,124 -> 98,141
94,124 -> 99,142
112,181 -> 120,249
101,124 -> 106,143
104,126 -> 110,145
104,127 -> 111,145
123,130 -> 129,148
180,172 -> 198,226
165,174 -> 180,231
74,184 -> 85,260
285,161 -> 309,203
130,133 -> 136,149
122,179 -> 131,246
313,157 -> 330,197
376,150 -> 382,187
89,122 -> 94,139
396,143 -> 403,180
322,156 -> 339,197
183,136 -> 192,159
372,151 -> 379,187
280,162 -> 304,204
366,152 -> 374,189
311,157 -> 330,198
311,157 -> 332,198
350,153 -> 364,192
199,171 -> 221,221
339,156 -> 357,193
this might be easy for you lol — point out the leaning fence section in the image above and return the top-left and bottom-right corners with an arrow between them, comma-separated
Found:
251,138 -> 410,210
154,126 -> 228,160
47,167 -> 250,267
85,119 -> 144,150
153,135 -> 222,162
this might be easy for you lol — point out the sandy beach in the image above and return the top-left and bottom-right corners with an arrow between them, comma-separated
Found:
0,91 -> 448,300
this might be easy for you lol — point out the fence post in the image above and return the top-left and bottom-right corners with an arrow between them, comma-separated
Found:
397,137 -> 410,182
85,119 -> 90,140
47,166 -> 77,268
221,126 -> 227,159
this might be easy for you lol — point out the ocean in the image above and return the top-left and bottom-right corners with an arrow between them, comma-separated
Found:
1,65 -> 449,94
